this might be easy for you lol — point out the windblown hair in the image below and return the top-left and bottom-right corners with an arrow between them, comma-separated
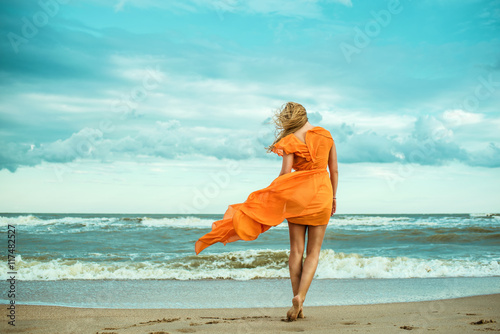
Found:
266,102 -> 308,153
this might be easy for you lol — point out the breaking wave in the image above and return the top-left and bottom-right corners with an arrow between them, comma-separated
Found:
4,249 -> 499,281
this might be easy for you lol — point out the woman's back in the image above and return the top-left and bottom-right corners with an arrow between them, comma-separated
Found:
272,126 -> 333,171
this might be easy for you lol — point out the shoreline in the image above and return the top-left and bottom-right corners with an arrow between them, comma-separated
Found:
3,277 -> 499,309
2,294 -> 499,333
6,289 -> 500,310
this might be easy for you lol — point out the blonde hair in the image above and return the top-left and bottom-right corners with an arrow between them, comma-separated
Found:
266,102 -> 308,153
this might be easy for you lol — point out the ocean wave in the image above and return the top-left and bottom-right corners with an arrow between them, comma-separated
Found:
3,249 -> 499,281
0,215 -> 44,226
469,213 -> 500,219
2,214 -> 499,241
316,250 -> 500,279
0,215 -> 217,230
2,214 -> 499,231
140,216 -> 219,229
330,216 -> 500,230
0,215 -> 119,227
325,227 -> 500,243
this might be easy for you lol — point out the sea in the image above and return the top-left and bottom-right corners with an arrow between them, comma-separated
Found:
1,212 -> 499,309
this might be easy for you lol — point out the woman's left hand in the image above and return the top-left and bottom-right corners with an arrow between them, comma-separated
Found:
331,199 -> 336,216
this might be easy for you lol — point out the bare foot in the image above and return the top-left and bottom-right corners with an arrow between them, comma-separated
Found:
298,308 -> 305,319
286,295 -> 303,321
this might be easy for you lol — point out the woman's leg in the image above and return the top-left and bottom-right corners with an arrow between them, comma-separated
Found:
288,224 -> 328,321
287,222 -> 306,298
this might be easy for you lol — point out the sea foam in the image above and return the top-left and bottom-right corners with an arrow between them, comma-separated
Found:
4,249 -> 499,281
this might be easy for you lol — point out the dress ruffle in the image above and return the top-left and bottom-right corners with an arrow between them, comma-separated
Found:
272,127 -> 332,162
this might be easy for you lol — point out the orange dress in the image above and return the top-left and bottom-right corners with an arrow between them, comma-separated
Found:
195,126 -> 334,254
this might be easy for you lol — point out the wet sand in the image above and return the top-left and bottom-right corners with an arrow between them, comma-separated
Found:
1,294 -> 499,333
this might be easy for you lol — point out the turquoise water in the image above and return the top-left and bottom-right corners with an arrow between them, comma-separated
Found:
1,213 -> 499,280
1,212 -> 499,307
3,277 -> 500,309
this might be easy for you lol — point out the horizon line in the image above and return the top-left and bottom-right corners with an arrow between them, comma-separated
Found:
1,211 -> 499,216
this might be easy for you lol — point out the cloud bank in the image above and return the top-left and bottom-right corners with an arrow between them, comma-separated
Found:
1,0 -> 499,173
2,112 -> 499,173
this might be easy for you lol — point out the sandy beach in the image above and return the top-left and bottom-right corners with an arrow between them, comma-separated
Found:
2,294 -> 499,333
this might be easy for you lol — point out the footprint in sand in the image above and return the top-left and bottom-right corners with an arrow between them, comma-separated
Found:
470,319 -> 496,325
140,317 -> 181,325
340,321 -> 357,325
400,325 -> 416,330
189,322 -> 202,326
100,317 -> 181,332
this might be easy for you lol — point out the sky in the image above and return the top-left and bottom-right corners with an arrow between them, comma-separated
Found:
0,0 -> 499,214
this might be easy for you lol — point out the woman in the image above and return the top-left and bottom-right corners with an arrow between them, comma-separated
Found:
195,102 -> 338,321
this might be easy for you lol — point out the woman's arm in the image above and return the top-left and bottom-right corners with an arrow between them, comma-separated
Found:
279,153 -> 294,176
328,141 -> 338,215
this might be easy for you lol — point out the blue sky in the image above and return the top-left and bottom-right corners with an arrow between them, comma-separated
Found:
0,0 -> 499,214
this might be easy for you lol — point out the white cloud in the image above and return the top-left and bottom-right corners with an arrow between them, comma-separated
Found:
5,113 -> 500,174
321,109 -> 415,135
442,109 -> 484,126
413,115 -> 454,142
